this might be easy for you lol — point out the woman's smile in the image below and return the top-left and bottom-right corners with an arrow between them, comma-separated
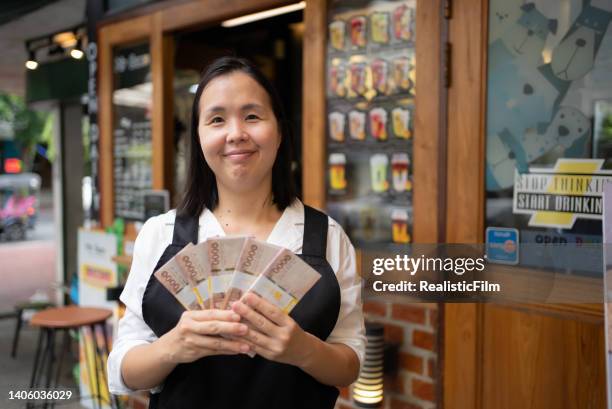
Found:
223,149 -> 257,162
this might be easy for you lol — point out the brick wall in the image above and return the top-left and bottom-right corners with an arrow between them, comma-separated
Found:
335,299 -> 439,409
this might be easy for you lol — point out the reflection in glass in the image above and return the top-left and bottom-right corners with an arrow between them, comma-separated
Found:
112,43 -> 152,221
485,0 -> 612,275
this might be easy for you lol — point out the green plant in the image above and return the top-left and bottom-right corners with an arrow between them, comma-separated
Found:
0,92 -> 53,170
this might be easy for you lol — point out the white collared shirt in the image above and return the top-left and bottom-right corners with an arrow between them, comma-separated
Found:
107,199 -> 366,395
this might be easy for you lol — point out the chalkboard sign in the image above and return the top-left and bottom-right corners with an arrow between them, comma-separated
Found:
112,42 -> 152,221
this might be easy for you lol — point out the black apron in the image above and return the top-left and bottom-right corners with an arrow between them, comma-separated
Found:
142,205 -> 342,409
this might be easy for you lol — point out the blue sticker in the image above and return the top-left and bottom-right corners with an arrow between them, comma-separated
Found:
486,227 -> 519,265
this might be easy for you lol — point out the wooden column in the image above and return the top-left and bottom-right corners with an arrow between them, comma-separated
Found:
413,0 -> 445,243
301,0 -> 326,210
151,12 -> 175,194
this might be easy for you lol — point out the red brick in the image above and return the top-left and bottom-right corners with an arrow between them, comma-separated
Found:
392,304 -> 426,324
390,397 -> 423,409
399,351 -> 423,374
339,385 -> 350,399
412,378 -> 435,402
364,300 -> 387,317
427,358 -> 436,378
385,372 -> 404,394
428,309 -> 438,327
412,330 -> 435,351
384,323 -> 405,344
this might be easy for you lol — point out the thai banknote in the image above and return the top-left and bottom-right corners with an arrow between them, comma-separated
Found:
175,242 -> 211,309
207,237 -> 246,309
221,238 -> 282,310
154,256 -> 203,311
246,248 -> 321,314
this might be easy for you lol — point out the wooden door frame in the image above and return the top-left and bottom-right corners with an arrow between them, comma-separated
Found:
98,0 -> 294,226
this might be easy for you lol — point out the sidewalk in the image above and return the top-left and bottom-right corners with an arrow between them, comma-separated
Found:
0,318 -> 86,408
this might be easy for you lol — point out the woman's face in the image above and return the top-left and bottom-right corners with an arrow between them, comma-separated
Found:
198,71 -> 281,193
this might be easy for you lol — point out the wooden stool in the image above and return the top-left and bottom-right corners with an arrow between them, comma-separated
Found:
28,306 -> 117,409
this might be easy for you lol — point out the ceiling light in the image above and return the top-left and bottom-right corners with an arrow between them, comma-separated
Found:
53,31 -> 77,48
221,2 -> 305,27
70,49 -> 84,59
25,50 -> 38,70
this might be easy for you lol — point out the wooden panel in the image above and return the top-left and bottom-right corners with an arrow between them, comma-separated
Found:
445,0 -> 486,244
301,0 -> 326,210
160,0 -> 293,32
99,15 -> 152,46
151,12 -> 175,193
481,305 -> 606,409
444,0 -> 487,406
98,32 -> 114,227
413,0 -> 443,244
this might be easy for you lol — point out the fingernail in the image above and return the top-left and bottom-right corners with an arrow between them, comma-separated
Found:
240,344 -> 250,353
239,324 -> 248,333
231,313 -> 241,321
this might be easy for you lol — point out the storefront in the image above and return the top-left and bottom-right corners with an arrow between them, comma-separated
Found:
94,0 -> 612,408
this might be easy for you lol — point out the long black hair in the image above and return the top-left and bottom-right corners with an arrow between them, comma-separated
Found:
178,56 -> 297,217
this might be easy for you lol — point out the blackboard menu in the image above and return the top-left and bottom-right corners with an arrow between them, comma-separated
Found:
112,43 -> 152,221
325,0 -> 416,250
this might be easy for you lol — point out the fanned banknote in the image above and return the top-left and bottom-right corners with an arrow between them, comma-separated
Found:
207,237 -> 247,309
154,256 -> 203,311
175,242 -> 212,309
246,248 -> 321,314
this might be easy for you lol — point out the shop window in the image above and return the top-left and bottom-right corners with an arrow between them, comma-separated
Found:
325,0 -> 416,250
112,42 -> 153,221
485,0 -> 612,274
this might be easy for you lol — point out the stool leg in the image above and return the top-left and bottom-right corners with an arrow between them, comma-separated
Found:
42,329 -> 56,409
11,308 -> 23,358
27,328 -> 45,409
50,330 -> 70,409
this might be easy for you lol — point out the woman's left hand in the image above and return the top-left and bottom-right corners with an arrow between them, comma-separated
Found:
231,292 -> 315,367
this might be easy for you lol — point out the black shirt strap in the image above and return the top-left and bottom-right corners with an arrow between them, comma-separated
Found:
171,212 -> 199,246
302,205 -> 328,258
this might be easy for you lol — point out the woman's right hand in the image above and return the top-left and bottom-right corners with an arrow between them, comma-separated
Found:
158,309 -> 251,364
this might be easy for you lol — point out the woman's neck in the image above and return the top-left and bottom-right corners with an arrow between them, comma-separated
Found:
213,180 -> 282,238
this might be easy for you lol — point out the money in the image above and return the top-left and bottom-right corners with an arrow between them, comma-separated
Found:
154,256 -> 203,311
175,243 -> 212,309
207,237 -> 247,309
246,248 -> 321,313
221,238 -> 282,310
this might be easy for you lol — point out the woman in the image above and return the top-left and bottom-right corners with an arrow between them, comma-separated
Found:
107,56 -> 365,409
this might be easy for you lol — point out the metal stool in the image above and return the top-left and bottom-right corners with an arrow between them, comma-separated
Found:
27,305 -> 117,409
